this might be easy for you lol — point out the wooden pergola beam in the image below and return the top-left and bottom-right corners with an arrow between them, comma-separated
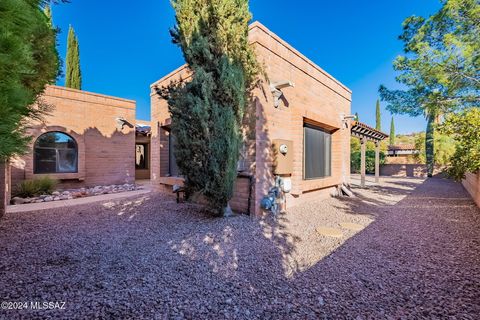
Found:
351,121 -> 389,186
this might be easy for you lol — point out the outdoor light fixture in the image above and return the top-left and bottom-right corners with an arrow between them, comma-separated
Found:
340,114 -> 357,129
341,114 -> 357,120
270,81 -> 295,108
115,117 -> 133,130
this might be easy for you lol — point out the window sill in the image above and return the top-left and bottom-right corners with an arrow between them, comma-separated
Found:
33,172 -> 85,181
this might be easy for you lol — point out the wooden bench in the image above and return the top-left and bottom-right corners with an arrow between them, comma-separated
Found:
158,176 -> 186,203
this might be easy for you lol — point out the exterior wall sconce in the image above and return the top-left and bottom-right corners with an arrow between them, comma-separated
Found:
340,113 -> 356,129
270,81 -> 295,108
115,117 -> 134,130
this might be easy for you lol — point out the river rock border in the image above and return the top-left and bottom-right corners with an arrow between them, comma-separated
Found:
11,184 -> 143,205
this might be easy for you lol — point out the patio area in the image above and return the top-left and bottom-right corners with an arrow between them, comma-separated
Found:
0,176 -> 479,319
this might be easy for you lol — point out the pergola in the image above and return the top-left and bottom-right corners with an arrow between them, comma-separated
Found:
351,121 -> 389,187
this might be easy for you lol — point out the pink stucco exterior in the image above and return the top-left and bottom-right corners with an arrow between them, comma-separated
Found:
150,22 -> 352,215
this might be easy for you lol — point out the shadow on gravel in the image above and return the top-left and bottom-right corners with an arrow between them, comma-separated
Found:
0,177 -> 479,319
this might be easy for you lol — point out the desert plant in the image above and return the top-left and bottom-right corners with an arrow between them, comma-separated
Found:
15,176 -> 58,198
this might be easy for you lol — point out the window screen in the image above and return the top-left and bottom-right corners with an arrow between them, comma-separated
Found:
303,124 -> 332,179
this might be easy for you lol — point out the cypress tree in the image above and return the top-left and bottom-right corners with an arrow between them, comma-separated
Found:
389,117 -> 395,145
162,0 -> 258,216
375,99 -> 381,131
65,26 -> 81,90
355,112 -> 359,122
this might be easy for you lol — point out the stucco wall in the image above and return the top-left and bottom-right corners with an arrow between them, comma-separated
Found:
380,164 -> 445,178
150,22 -> 351,215
249,22 -> 351,213
11,85 -> 136,191
462,172 -> 480,207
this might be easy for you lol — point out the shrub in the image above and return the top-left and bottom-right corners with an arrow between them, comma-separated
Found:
438,108 -> 480,181
15,177 -> 58,198
351,150 -> 386,174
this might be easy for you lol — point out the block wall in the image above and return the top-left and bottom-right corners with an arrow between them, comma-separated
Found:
10,85 -> 136,191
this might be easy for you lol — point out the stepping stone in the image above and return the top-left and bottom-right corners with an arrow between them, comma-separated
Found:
339,222 -> 364,231
316,226 -> 343,238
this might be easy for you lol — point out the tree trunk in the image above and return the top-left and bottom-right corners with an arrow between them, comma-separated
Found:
0,159 -> 11,219
426,114 -> 435,177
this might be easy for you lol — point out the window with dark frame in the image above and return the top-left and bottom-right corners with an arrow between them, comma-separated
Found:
303,123 -> 332,179
135,144 -> 148,169
34,132 -> 78,174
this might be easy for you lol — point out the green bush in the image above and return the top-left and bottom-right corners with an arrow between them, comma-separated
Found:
15,177 -> 58,198
351,150 -> 386,174
439,108 -> 480,181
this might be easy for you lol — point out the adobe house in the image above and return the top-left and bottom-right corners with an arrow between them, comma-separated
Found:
9,85 -> 137,194
150,22 -> 353,216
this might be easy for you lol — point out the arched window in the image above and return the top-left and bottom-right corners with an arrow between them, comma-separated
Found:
34,132 -> 78,174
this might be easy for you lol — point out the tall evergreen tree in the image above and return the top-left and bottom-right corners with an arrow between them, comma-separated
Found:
160,0 -> 259,216
389,117 -> 396,145
355,112 -> 359,122
65,25 -> 81,89
375,99 -> 382,131
380,0 -> 480,176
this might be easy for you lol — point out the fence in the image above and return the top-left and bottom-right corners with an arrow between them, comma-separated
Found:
462,172 -> 480,207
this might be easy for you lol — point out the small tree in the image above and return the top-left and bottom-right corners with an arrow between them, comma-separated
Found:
389,117 -> 396,145
65,25 -> 82,89
379,0 -> 480,177
355,112 -> 359,122
439,108 -> 480,180
161,0 -> 258,216
375,99 -> 382,131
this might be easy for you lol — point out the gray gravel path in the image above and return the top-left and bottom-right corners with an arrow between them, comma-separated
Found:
0,176 -> 479,319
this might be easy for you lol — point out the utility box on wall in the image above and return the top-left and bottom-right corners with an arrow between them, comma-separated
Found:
272,139 -> 293,175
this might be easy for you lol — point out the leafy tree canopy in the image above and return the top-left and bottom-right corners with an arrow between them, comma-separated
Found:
379,0 -> 480,176
439,107 -> 480,180
380,0 -> 479,116
0,0 -> 60,160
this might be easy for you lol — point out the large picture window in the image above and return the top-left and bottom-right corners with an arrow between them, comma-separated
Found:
303,124 -> 332,179
34,132 -> 78,174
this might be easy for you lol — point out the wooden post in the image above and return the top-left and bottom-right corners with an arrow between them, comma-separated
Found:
375,141 -> 380,183
360,137 -> 366,187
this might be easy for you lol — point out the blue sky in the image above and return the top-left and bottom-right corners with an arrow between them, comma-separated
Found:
51,0 -> 441,134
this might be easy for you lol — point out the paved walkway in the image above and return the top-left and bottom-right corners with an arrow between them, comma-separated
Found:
0,176 -> 478,319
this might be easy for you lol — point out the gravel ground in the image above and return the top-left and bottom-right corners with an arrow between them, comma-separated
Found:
0,176 -> 479,319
